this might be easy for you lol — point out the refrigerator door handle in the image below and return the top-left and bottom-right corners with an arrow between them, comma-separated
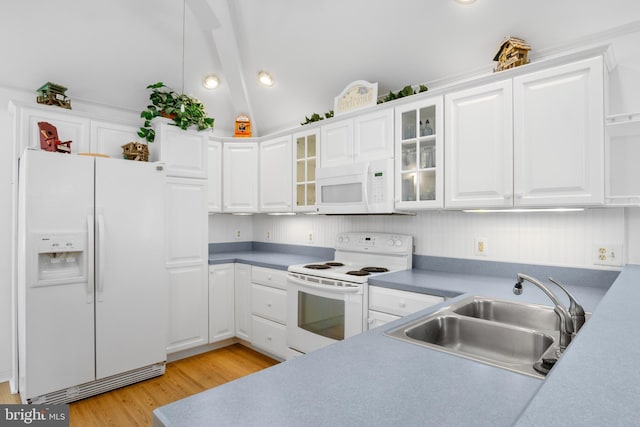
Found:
97,213 -> 106,302
87,214 -> 95,304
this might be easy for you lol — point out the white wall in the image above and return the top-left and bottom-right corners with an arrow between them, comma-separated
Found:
231,209 -> 626,270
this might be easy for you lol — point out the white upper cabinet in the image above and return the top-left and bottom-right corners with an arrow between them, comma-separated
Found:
513,57 -> 604,207
320,108 -> 393,168
354,108 -> 394,163
445,80 -> 514,209
90,120 -> 140,158
152,122 -> 209,179
292,129 -> 319,212
605,112 -> 640,206
223,141 -> 259,213
11,102 -> 91,155
395,96 -> 444,209
445,55 -> 605,209
320,118 -> 353,167
207,138 -> 222,213
260,135 -> 293,212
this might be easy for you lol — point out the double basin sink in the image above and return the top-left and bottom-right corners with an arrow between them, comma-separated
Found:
385,295 -> 589,379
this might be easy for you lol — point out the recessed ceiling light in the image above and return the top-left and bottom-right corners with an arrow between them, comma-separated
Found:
455,0 -> 477,3
258,70 -> 274,87
202,74 -> 220,89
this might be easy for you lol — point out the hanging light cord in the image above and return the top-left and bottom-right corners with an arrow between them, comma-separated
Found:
180,0 -> 186,111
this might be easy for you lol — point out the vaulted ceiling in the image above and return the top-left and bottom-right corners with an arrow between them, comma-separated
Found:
2,1 -> 640,136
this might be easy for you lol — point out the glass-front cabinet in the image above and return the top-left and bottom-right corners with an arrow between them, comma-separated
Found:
394,96 -> 443,209
293,128 -> 319,212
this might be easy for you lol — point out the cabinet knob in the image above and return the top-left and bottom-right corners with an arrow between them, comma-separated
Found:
503,193 -> 513,200
267,302 -> 272,307
399,301 -> 406,308
267,336 -> 272,341
514,193 -> 523,199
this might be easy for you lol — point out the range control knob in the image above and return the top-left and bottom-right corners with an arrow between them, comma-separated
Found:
394,239 -> 404,247
343,237 -> 350,244
338,236 -> 344,244
387,239 -> 395,246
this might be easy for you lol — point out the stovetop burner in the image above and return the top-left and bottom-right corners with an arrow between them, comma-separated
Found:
361,267 -> 389,273
304,264 -> 331,270
346,270 -> 370,276
325,262 -> 344,267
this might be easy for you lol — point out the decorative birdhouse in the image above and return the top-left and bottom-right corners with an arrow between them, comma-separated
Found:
234,114 -> 252,138
37,122 -> 72,153
121,142 -> 150,161
36,82 -> 72,109
493,36 -> 531,72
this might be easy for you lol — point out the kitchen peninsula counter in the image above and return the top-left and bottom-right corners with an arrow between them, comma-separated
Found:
157,246 -> 636,426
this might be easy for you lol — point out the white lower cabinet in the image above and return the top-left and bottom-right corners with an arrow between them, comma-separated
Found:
251,316 -> 287,360
209,264 -> 235,343
368,310 -> 401,330
250,266 -> 288,359
368,286 -> 444,329
234,264 -> 252,342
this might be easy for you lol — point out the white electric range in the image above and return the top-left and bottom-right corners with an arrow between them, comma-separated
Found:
286,232 -> 413,358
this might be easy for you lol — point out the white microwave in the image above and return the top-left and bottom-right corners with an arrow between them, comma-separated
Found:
316,158 -> 401,214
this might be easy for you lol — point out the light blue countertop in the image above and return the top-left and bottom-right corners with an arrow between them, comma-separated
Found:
155,249 -> 634,426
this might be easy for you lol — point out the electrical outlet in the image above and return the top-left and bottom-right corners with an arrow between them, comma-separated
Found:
308,232 -> 313,242
266,231 -> 271,241
235,230 -> 241,240
474,237 -> 488,256
594,244 -> 623,266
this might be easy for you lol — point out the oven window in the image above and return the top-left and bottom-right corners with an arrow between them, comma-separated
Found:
298,291 -> 345,341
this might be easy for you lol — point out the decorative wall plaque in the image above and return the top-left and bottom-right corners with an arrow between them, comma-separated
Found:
334,80 -> 378,116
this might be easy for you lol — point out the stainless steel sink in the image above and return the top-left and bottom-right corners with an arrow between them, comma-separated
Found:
385,295 -> 590,379
452,297 -> 560,331
405,315 -> 554,366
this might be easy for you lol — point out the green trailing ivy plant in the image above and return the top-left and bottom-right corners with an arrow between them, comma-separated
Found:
138,82 -> 215,143
300,110 -> 334,125
301,84 -> 428,125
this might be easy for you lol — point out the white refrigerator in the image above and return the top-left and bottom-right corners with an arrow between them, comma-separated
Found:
17,149 -> 168,404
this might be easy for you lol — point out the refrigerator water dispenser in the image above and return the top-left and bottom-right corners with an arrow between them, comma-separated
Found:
35,233 -> 86,285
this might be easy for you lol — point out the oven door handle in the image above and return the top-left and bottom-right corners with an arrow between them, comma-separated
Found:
287,275 -> 362,293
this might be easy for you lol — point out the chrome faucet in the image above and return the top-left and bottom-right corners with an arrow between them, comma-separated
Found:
513,273 -> 576,352
548,277 -> 586,333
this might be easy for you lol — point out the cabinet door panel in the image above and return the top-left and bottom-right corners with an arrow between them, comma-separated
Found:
223,143 -> 259,212
354,109 -> 393,163
514,57 -> 604,206
320,119 -> 353,168
234,264 -> 252,341
260,136 -> 292,212
445,81 -> 514,209
91,120 -> 140,159
209,264 -> 235,343
166,178 -> 208,266
167,265 -> 209,353
154,123 -> 208,179
208,139 -> 222,212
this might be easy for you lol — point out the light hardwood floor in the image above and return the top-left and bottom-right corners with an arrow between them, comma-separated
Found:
0,344 -> 278,426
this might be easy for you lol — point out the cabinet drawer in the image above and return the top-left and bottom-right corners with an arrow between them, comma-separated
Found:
251,315 -> 286,359
251,283 -> 287,324
367,310 -> 401,330
369,286 -> 444,317
251,266 -> 288,290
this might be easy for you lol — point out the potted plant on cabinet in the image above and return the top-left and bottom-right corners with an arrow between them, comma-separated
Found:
138,82 -> 215,143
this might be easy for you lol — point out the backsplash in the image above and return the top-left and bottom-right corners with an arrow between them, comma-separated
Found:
209,208 -> 635,270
